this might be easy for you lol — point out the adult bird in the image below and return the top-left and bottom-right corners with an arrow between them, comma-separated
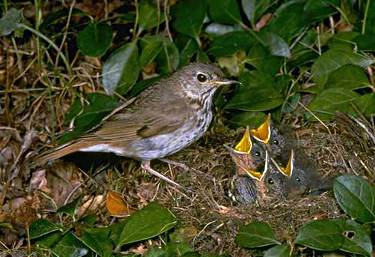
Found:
34,63 -> 237,191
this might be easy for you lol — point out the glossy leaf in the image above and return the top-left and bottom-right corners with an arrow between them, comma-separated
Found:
268,1 -> 305,41
325,65 -> 371,90
294,219 -> 344,251
172,0 -> 206,38
52,232 -> 89,257
334,218 -> 372,256
260,31 -> 291,58
236,221 -> 280,248
117,202 -> 177,247
141,35 -> 180,74
264,244 -> 291,257
57,195 -> 82,217
245,44 -> 283,75
102,41 -> 140,95
352,93 -> 375,119
77,23 -> 113,57
311,49 -> 374,86
0,8 -> 23,36
204,23 -> 242,36
208,31 -> 255,57
241,0 -> 278,25
307,88 -> 359,120
81,228 -> 114,257
227,111 -> 268,128
138,1 -> 164,31
206,0 -> 241,25
334,175 -> 375,223
225,71 -> 283,111
303,0 -> 339,22
59,93 -> 120,143
30,219 -> 62,239
140,40 -> 163,67
355,34 -> 375,51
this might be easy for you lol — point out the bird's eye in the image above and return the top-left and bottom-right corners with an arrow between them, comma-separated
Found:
273,139 -> 279,145
255,151 -> 260,157
197,73 -> 207,82
296,177 -> 301,182
268,178 -> 274,184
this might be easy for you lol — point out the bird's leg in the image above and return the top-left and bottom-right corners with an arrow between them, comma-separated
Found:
159,158 -> 214,179
141,161 -> 192,192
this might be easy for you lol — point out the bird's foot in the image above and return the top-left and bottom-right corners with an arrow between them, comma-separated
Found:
159,158 -> 214,180
141,161 -> 193,193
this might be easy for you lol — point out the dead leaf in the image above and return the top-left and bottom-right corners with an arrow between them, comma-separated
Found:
106,191 -> 135,217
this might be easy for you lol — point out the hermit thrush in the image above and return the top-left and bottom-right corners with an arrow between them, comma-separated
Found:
35,63 -> 237,190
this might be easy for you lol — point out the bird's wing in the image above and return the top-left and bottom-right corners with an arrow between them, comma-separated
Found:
81,96 -> 196,142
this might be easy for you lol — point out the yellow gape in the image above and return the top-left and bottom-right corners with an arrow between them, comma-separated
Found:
272,150 -> 294,178
250,113 -> 271,143
234,126 -> 252,154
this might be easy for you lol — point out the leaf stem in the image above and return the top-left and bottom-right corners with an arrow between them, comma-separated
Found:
362,0 -> 371,35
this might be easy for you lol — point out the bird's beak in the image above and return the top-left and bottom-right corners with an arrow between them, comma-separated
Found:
245,151 -> 269,181
210,79 -> 239,86
251,113 -> 271,143
234,126 -> 252,154
271,149 -> 294,178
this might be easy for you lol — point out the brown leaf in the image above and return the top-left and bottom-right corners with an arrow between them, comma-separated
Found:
106,191 -> 135,217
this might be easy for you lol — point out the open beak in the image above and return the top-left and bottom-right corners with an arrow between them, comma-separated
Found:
271,150 -> 294,178
234,126 -> 252,154
245,151 -> 269,182
250,113 -> 271,143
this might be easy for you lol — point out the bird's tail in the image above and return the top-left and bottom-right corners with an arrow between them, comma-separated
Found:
32,140 -> 94,167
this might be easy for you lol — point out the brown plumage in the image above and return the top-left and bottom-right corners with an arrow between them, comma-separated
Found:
35,63 -> 237,190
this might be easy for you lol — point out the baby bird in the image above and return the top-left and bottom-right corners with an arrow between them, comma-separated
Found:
226,127 -> 286,205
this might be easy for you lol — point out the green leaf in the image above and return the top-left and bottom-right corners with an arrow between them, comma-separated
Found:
334,175 -> 375,223
30,219 -> 62,239
34,231 -> 64,249
141,35 -> 180,74
207,0 -> 242,25
138,1 -> 165,31
117,202 -> 177,247
303,0 -> 340,22
225,71 -> 283,111
327,32 -> 359,51
77,23 -> 113,57
140,40 -> 163,67
204,23 -> 242,36
268,1 -> 306,41
307,88 -> 359,121
334,218 -> 372,256
355,34 -> 375,51
260,32 -> 291,58
325,65 -> 371,90
52,232 -> 89,257
172,0 -> 206,38
81,228 -> 114,257
0,8 -> 23,36
241,0 -> 278,25
208,31 -> 256,57
294,219 -> 344,251
227,111 -> 268,128
363,0 -> 375,35
311,49 -> 374,86
178,38 -> 198,66
245,44 -> 283,75
352,93 -> 375,120
264,244 -> 291,257
57,195 -> 82,217
102,41 -> 140,95
235,221 -> 280,248
59,93 -> 120,143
